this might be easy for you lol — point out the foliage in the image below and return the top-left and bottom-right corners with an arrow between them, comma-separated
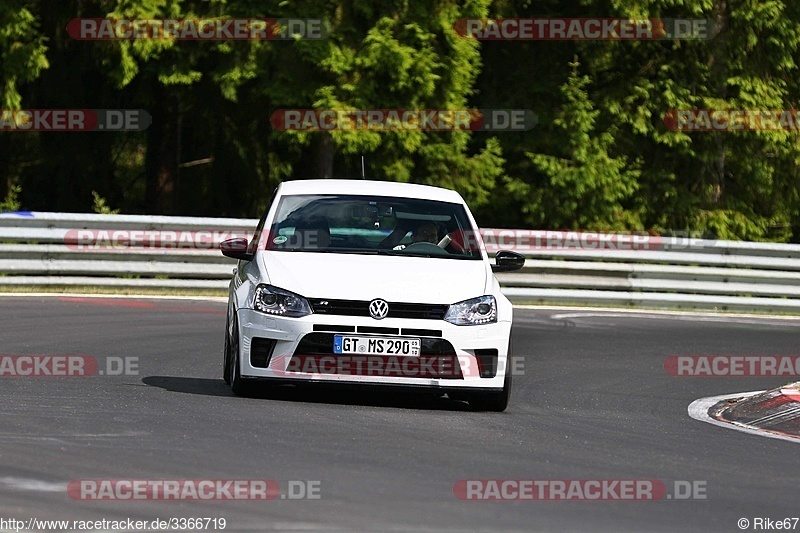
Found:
2,0 -> 800,241
0,182 -> 21,212
92,190 -> 119,214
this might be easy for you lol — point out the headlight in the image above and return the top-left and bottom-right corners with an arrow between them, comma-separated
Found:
444,295 -> 497,325
253,285 -> 312,318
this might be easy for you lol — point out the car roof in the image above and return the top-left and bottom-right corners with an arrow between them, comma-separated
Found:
276,179 -> 466,204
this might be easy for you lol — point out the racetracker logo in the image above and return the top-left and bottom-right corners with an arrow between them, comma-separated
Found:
0,356 -> 138,377
68,480 -> 279,500
0,109 -> 151,132
285,355 -> 464,378
453,479 -> 707,500
67,479 -> 321,500
67,18 -> 328,40
664,356 -> 800,377
270,354 -> 525,378
664,109 -> 800,132
454,18 -> 719,40
479,230 -> 659,252
64,229 -> 253,250
270,109 -> 537,132
473,229 -> 708,253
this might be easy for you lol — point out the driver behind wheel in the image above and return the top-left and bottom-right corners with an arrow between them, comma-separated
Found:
411,221 -> 439,244
394,221 -> 439,250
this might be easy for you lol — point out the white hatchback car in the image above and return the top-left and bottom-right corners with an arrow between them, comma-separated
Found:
220,179 -> 524,411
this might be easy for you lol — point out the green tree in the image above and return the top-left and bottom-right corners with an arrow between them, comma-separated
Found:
0,0 -> 48,207
574,0 -> 800,240
0,0 -> 48,109
506,59 -> 640,230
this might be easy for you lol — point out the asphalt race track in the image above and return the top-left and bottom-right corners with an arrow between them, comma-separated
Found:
1,295 -> 799,532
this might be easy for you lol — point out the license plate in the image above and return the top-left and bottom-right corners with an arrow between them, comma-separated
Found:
333,335 -> 420,356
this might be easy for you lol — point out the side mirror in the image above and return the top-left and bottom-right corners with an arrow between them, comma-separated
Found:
491,250 -> 525,272
220,238 -> 253,261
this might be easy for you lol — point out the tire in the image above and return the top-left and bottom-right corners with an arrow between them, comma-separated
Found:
227,316 -> 252,396
469,343 -> 512,412
222,314 -> 232,385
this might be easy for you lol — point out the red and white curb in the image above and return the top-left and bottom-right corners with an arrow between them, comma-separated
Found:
688,382 -> 800,443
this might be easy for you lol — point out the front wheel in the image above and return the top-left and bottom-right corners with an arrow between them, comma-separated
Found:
227,317 -> 252,396
469,345 -> 512,412
223,314 -> 232,385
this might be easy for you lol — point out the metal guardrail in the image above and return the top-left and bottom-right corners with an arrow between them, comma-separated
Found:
1,211 -> 800,313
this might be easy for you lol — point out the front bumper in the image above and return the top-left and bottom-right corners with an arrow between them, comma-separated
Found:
236,308 -> 512,390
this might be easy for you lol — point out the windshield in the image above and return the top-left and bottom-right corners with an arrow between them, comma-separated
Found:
263,194 -> 483,260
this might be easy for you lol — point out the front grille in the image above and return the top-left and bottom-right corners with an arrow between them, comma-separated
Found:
388,302 -> 449,320
357,326 -> 399,335
313,324 -> 356,333
309,299 -> 449,320
309,299 -> 367,317
401,328 -> 442,338
290,333 -> 462,379
250,337 -> 277,368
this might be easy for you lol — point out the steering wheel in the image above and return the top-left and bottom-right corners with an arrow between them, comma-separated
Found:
347,236 -> 369,247
401,242 -> 450,256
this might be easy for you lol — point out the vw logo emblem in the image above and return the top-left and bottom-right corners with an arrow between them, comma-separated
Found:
369,299 -> 389,320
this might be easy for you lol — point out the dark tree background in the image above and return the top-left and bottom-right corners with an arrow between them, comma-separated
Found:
2,0 -> 800,241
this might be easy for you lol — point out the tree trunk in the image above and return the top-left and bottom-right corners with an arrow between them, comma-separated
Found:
317,132 -> 334,178
145,81 -> 178,214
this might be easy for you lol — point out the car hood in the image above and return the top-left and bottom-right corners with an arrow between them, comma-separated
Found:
260,252 -> 488,304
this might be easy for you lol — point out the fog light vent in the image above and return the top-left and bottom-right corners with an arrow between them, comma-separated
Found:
250,338 -> 277,368
474,349 -> 498,378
